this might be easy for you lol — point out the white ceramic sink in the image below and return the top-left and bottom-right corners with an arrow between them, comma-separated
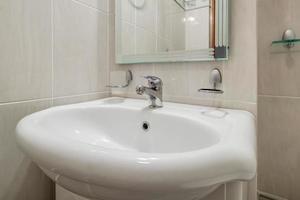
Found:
16,98 -> 256,200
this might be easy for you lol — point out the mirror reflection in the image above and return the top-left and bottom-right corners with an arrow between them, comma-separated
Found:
116,0 -> 228,63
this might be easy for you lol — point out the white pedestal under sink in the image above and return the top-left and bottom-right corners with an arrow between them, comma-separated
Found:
56,182 -> 253,200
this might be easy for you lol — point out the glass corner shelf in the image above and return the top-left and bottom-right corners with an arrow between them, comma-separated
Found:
272,39 -> 300,48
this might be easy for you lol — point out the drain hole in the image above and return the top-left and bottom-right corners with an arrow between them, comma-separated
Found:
142,121 -> 150,131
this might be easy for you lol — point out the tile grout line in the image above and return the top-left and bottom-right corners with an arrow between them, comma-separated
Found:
53,91 -> 110,101
155,1 -> 158,53
0,92 -> 110,107
258,94 -> 300,100
107,11 -> 112,96
134,1 -> 137,54
224,183 -> 227,200
0,98 -> 53,107
51,0 -> 54,106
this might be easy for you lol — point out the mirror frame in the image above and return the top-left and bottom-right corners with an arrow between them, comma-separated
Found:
115,0 -> 229,64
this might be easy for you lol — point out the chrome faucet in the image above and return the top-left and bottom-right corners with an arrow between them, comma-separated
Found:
136,76 -> 163,108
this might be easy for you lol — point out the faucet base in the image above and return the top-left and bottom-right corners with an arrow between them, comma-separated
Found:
149,105 -> 163,109
148,96 -> 163,109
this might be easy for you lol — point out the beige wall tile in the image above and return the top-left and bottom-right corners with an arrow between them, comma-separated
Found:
0,0 -> 52,103
257,0 -> 300,97
53,0 -> 109,97
258,96 -> 300,199
257,0 -> 300,199
0,100 -> 54,200
108,12 -> 118,70
291,0 -> 300,35
153,63 -> 189,97
53,92 -> 110,106
222,0 -> 257,104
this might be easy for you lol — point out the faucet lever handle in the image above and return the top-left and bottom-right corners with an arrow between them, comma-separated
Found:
142,76 -> 162,88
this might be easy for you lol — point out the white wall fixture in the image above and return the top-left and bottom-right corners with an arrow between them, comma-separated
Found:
128,0 -> 146,9
198,68 -> 224,94
16,97 -> 256,200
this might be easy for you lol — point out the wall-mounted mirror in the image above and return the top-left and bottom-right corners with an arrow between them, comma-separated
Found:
115,0 -> 229,64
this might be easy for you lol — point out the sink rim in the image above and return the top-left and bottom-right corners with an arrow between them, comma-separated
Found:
16,97 -> 257,191
19,103 -> 224,155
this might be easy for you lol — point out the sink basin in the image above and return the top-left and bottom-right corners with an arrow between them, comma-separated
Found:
16,98 -> 256,200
